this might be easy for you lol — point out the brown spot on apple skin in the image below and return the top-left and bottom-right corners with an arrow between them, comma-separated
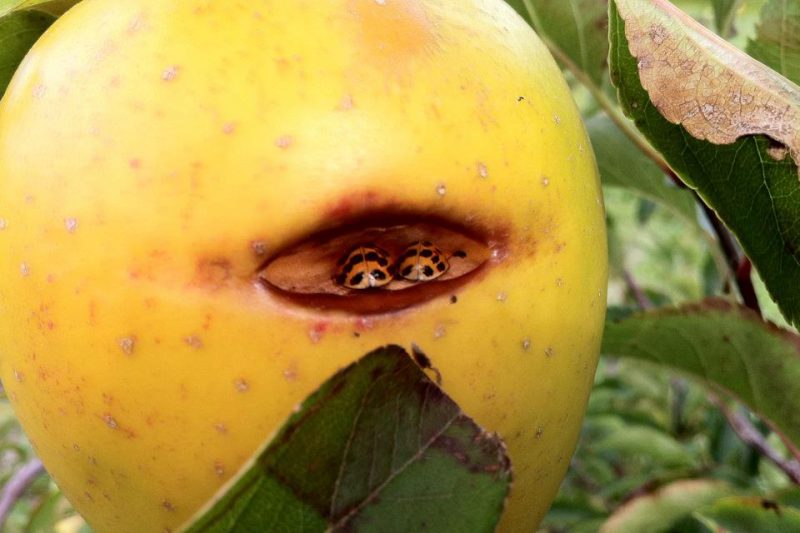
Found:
191,258 -> 233,290
98,413 -> 137,439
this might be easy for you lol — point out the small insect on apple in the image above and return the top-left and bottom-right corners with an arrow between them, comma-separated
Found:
334,244 -> 393,289
396,241 -> 467,282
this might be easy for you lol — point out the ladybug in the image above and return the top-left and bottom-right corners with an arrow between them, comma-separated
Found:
396,241 -> 465,282
334,244 -> 393,289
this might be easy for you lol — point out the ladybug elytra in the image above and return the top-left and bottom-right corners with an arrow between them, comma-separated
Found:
334,244 -> 393,289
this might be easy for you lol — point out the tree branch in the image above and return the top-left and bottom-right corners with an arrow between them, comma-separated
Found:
623,269 -> 653,309
711,396 -> 800,485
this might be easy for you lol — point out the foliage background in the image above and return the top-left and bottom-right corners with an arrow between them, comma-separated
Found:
1,0 -> 799,531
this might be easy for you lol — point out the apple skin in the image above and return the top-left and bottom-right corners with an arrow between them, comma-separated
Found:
0,0 -> 607,531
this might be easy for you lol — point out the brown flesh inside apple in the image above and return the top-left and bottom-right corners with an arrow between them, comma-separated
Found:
258,222 -> 492,313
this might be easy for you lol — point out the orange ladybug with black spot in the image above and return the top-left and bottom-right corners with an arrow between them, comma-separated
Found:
334,244 -> 393,289
396,241 -> 466,282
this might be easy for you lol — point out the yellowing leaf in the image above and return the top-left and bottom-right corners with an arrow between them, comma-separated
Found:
614,0 -> 800,171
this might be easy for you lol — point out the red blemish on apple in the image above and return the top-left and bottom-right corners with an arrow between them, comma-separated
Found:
308,321 -> 329,344
324,190 -> 383,221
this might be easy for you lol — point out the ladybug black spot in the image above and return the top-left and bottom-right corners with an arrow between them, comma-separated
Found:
436,262 -> 446,272
336,274 -> 348,285
420,249 -> 434,258
365,251 -> 380,261
348,255 -> 365,267
377,256 -> 389,267
453,250 -> 467,258
402,265 -> 414,278
350,272 -> 364,286
423,266 -> 435,277
431,255 -> 440,263
371,270 -> 386,281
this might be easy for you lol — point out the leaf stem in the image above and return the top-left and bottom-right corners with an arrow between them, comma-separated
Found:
534,26 -> 675,177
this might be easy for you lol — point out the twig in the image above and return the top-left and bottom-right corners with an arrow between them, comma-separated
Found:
696,201 -> 761,314
711,396 -> 800,484
735,258 -> 761,315
623,269 -> 653,310
0,458 -> 45,529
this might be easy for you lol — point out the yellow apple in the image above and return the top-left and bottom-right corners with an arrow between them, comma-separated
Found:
0,0 -> 607,531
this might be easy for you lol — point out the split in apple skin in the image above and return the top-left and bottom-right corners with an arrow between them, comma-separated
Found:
258,221 -> 494,313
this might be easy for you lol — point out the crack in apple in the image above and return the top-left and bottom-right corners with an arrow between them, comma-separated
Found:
257,221 -> 496,314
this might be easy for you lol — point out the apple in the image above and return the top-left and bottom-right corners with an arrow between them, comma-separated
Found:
0,0 -> 607,531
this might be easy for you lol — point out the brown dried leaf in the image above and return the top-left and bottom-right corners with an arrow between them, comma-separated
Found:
614,0 -> 800,169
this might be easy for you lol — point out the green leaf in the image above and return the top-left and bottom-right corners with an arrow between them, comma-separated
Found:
609,0 -> 800,327
602,298 -> 800,447
695,496 -> 800,532
600,479 -> 733,533
593,425 -> 697,467
747,0 -> 800,84
712,0 -> 742,38
0,10 -> 54,94
0,0 -> 80,97
507,0 -> 609,86
181,346 -> 511,533
0,0 -> 77,17
587,113 -> 697,225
